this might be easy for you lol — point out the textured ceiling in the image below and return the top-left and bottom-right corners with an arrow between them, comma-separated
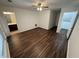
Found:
0,0 -> 79,10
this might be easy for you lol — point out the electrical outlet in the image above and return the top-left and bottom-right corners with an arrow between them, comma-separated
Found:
35,24 -> 37,27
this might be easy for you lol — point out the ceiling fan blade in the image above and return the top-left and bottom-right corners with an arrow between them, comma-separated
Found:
43,6 -> 48,8
8,0 -> 12,2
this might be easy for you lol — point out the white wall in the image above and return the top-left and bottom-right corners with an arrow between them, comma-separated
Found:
14,9 -> 51,30
15,8 -> 38,32
57,8 -> 77,33
38,10 -> 60,30
67,15 -> 79,58
38,10 -> 50,30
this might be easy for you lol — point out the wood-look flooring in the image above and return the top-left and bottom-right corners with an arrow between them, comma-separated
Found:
7,27 -> 68,58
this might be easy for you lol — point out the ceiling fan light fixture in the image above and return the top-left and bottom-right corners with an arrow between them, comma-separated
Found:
37,7 -> 42,11
33,0 -> 48,11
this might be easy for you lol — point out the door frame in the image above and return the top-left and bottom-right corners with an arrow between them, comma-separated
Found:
67,12 -> 79,40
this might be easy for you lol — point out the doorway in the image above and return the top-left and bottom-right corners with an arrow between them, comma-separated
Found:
60,11 -> 78,38
49,9 -> 61,32
3,12 -> 18,35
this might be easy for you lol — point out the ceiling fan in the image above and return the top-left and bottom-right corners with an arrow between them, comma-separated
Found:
32,0 -> 48,11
